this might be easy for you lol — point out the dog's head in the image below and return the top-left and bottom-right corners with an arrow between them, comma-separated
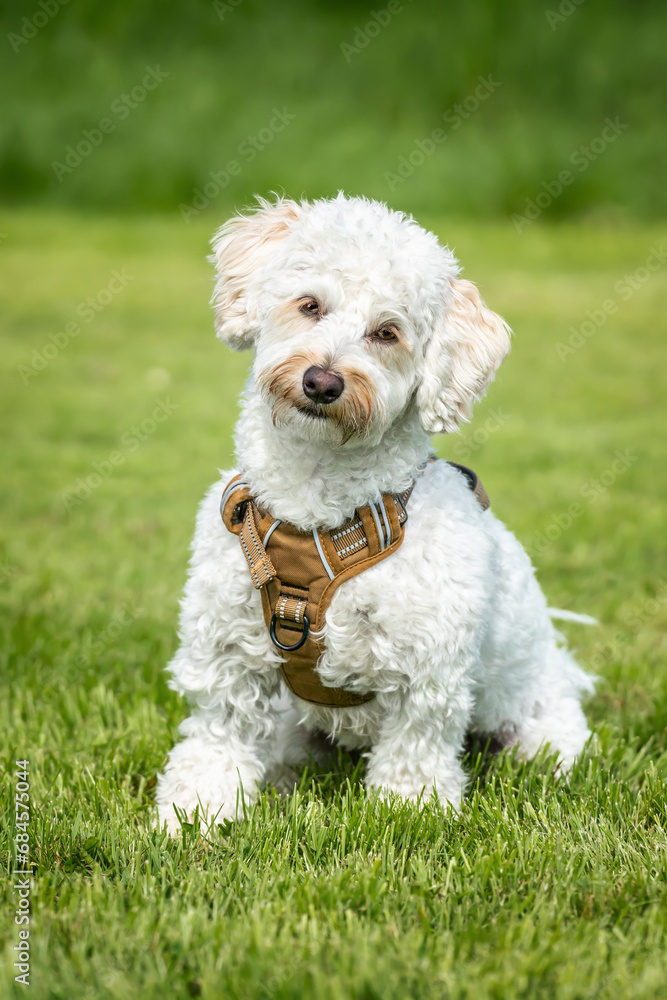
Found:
211,194 -> 510,444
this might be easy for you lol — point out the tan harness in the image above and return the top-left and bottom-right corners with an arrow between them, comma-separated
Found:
221,461 -> 489,708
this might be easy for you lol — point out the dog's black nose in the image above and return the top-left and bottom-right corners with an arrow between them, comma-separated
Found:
302,366 -> 345,405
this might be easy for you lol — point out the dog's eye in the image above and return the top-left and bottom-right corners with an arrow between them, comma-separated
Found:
300,299 -> 321,318
372,327 -> 399,343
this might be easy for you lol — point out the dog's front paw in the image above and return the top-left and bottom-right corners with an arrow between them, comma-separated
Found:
366,758 -> 466,811
155,781 -> 247,836
155,799 -> 238,836
155,733 -> 264,835
156,806 -> 192,837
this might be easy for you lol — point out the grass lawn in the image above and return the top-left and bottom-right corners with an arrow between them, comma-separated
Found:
1,208 -> 666,999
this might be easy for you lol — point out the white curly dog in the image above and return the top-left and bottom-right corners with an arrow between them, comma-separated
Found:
156,194 -> 593,832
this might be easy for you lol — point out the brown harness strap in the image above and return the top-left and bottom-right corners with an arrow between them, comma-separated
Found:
221,461 -> 488,708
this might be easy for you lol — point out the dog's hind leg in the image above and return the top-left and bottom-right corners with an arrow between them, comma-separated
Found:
499,644 -> 595,771
474,641 -> 595,773
470,519 -> 596,773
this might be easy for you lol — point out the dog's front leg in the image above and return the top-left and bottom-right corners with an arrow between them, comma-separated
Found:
156,649 -> 280,834
364,679 -> 472,810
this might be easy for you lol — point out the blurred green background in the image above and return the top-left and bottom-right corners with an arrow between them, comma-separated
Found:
1,0 -> 666,220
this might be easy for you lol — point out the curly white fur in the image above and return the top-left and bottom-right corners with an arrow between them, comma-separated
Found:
156,194 -> 594,832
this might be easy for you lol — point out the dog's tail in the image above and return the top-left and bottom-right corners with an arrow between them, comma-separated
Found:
548,608 -> 598,626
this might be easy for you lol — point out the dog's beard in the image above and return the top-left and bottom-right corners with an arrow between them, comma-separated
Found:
257,353 -> 379,445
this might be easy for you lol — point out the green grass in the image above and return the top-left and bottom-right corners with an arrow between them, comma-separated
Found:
2,0 -> 667,219
1,208 -> 666,999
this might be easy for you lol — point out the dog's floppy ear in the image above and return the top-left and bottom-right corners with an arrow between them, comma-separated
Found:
211,197 -> 302,350
417,278 -> 511,434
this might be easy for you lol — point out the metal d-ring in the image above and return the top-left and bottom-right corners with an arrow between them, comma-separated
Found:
269,612 -> 310,651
